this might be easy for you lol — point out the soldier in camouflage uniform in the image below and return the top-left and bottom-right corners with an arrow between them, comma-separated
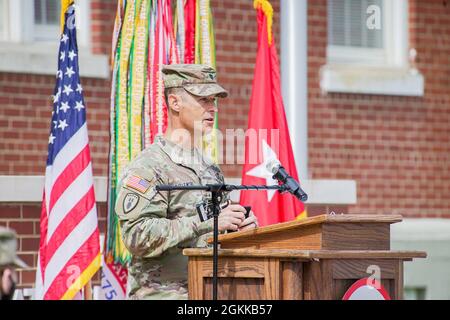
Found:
115,64 -> 258,300
0,227 -> 28,300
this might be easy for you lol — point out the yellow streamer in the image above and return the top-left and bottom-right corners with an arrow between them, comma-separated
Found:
61,254 -> 101,300
60,0 -> 74,33
253,0 -> 273,45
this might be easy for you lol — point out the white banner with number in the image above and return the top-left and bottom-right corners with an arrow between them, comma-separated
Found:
99,255 -> 127,300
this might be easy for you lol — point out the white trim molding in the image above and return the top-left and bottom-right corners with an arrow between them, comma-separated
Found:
0,175 -> 108,202
0,43 -> 109,79
299,179 -> 357,205
320,64 -> 424,97
391,219 -> 450,299
0,176 -> 357,206
226,177 -> 357,205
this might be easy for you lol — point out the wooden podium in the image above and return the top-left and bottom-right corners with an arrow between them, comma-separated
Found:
183,214 -> 426,300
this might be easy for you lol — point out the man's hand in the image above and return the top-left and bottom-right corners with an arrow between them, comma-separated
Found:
218,204 -> 246,232
1,268 -> 17,300
217,203 -> 259,232
238,210 -> 258,231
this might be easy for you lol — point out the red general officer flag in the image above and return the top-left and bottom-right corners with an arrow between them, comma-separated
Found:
239,0 -> 307,227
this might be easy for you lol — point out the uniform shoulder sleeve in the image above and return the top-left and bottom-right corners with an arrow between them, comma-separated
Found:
115,167 -> 165,221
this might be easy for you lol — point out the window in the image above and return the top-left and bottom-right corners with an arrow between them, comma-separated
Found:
0,0 -> 89,46
329,0 -> 383,49
327,0 -> 407,67
321,0 -> 424,96
0,0 -> 109,79
34,0 -> 61,41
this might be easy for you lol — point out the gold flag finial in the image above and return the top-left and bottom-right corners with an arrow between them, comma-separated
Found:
253,0 -> 273,45
60,0 -> 75,33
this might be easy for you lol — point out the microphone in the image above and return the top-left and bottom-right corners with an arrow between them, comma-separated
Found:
266,160 -> 308,202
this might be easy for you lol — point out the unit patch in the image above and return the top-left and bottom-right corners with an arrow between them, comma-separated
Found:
123,193 -> 139,214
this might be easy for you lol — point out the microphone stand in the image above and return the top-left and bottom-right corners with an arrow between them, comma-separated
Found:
155,183 -> 289,300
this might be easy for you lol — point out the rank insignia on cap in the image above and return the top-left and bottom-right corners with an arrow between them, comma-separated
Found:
123,193 -> 139,213
125,174 -> 151,193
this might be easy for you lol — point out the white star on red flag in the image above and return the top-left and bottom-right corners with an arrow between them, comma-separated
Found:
245,139 -> 280,202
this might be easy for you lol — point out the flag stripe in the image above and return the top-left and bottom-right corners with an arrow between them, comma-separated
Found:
44,232 -> 100,300
44,125 -> 88,215
46,163 -> 94,241
45,186 -> 96,263
38,193 -> 49,269
61,253 -> 101,300
48,144 -> 90,212
44,205 -> 98,293
48,124 -> 89,188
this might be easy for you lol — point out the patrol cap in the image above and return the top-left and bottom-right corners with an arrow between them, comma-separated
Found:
162,64 -> 228,98
0,227 -> 28,268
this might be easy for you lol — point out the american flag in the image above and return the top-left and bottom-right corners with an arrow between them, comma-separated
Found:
34,5 -> 101,300
125,175 -> 151,193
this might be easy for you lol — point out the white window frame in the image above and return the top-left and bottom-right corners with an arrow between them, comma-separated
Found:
33,0 -> 61,42
321,0 -> 424,96
0,0 -> 8,41
327,0 -> 408,68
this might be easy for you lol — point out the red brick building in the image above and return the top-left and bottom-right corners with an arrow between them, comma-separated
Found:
0,0 -> 449,298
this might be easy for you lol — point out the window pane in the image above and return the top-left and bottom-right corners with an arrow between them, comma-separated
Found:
365,1 -> 383,48
348,0 -> 362,47
329,0 -> 346,45
34,0 -> 60,25
328,0 -> 383,48
46,0 -> 60,24
34,0 -> 43,24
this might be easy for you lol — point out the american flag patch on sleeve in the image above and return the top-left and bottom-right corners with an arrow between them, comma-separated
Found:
125,174 -> 152,193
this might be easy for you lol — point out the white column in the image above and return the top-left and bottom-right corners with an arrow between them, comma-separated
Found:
280,0 -> 308,180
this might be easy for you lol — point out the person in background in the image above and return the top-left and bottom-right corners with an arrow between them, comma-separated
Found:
0,226 -> 28,300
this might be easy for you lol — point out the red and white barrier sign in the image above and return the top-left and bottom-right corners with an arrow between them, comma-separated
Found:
342,278 -> 391,300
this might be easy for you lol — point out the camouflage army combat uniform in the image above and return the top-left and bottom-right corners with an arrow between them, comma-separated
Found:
115,63 -> 229,300
115,136 -> 228,299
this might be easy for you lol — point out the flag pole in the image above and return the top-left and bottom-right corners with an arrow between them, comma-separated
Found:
55,0 -> 98,300
84,280 -> 93,300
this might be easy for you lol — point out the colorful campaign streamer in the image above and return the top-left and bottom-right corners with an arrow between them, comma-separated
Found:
106,0 -> 181,266
105,1 -> 221,298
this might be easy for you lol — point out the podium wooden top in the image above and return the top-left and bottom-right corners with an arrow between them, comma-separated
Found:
216,214 -> 402,242
209,214 -> 403,251
183,248 -> 426,260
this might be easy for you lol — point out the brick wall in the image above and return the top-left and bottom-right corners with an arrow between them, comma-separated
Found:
213,0 -> 280,176
0,74 -> 111,176
0,0 -> 115,177
307,0 -> 450,218
1,0 -> 449,290
0,0 -> 276,177
0,203 -> 107,288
